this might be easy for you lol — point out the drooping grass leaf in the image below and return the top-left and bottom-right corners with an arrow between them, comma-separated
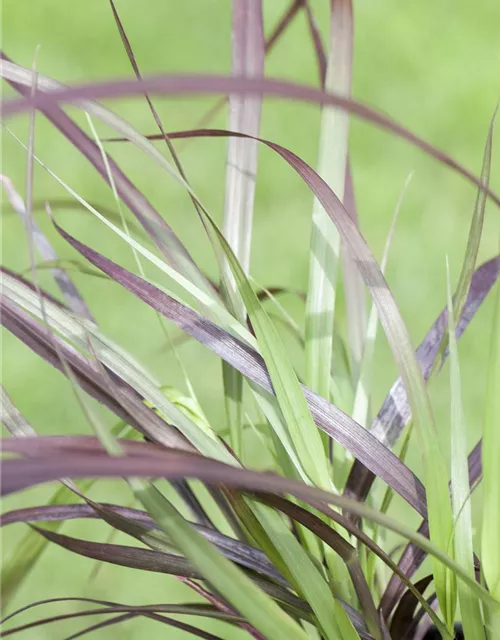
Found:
7,70 -> 500,204
3,436 -> 497,616
1,599 -> 239,638
0,502 -> 287,585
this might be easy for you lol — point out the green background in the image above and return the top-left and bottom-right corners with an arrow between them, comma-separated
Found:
2,0 -> 500,637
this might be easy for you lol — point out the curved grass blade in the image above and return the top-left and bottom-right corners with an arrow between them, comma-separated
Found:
389,575 -> 433,639
64,613 -> 223,640
259,495 -> 383,640
2,438 -> 497,614
4,71 -> 500,206
1,601 -> 236,638
259,494 -> 447,637
131,484 -> 311,640
2,271 -> 230,461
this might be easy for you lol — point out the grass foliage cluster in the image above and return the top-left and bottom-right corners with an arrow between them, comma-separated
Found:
1,1 -> 500,639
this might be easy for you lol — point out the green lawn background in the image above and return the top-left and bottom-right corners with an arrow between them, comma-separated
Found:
2,0 -> 500,637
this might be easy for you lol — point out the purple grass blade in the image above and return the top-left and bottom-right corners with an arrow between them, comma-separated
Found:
380,439 -> 483,620
64,613 -> 136,640
2,605 -> 228,640
0,436 -> 422,523
66,614 -> 225,640
29,525 -> 201,577
21,522 -> 312,619
0,296 -> 192,452
53,221 -> 427,516
0,502 -> 287,585
3,73 -> 500,205
345,256 -> 499,506
303,1 -> 327,85
389,575 -> 433,638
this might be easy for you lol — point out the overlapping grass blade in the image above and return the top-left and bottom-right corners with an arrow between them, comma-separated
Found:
446,259 -> 485,639
0,502 -> 287,585
1,599 -> 239,638
133,484 -> 310,640
54,223 -> 429,514
3,437 -> 498,619
2,271 -> 231,460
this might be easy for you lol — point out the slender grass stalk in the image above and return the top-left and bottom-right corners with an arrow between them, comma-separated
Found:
446,258 -> 485,640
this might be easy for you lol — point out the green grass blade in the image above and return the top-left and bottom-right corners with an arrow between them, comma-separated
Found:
250,502 -> 359,640
201,208 -> 332,489
133,482 -> 310,640
305,0 -> 352,405
481,270 -> 500,602
351,174 -> 407,427
447,258 -> 485,640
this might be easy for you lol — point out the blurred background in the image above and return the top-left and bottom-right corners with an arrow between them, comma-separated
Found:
2,0 -> 500,637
